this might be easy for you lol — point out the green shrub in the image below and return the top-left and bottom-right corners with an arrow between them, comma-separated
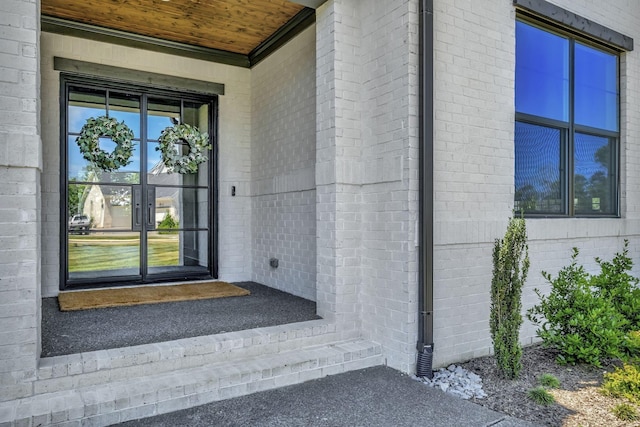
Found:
624,331 -> 640,360
490,216 -> 529,379
591,240 -> 640,332
527,247 -> 628,367
157,213 -> 179,233
527,386 -> 555,405
602,363 -> 640,404
538,373 -> 560,389
612,403 -> 638,421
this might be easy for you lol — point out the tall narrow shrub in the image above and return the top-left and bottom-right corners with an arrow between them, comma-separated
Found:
490,216 -> 530,379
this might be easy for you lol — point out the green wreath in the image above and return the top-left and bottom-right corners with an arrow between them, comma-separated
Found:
156,123 -> 211,174
76,116 -> 135,172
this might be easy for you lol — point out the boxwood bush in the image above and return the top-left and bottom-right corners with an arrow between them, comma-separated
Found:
527,241 -> 639,366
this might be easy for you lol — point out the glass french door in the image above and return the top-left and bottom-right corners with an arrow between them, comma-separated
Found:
62,78 -> 216,288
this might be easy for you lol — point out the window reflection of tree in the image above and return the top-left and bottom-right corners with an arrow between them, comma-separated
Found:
516,144 -> 612,214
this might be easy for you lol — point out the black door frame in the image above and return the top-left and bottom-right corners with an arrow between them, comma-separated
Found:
59,74 -> 219,289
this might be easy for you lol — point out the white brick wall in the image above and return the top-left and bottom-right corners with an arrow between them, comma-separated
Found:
356,0 -> 420,373
252,191 -> 316,300
0,0 -> 41,402
315,0 -> 363,334
431,0 -> 640,367
250,26 -> 317,300
39,33 -> 254,296
315,0 -> 420,372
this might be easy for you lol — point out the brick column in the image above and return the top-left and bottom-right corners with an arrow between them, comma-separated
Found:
0,0 -> 42,401
315,0 -> 363,333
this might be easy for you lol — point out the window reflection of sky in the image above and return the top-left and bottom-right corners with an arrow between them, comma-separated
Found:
147,142 -> 162,167
68,107 -> 176,181
516,21 -> 618,132
147,114 -> 176,140
109,110 -> 141,137
574,43 -> 618,132
516,21 -> 569,122
67,137 -> 141,181
515,20 -> 618,211
68,106 -> 105,133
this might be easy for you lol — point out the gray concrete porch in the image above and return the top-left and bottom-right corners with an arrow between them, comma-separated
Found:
0,281 -> 382,426
42,281 -> 320,357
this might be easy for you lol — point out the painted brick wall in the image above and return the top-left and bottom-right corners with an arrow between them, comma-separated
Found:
357,0 -> 420,373
315,0 -> 366,339
0,0 -> 41,401
431,0 -> 640,367
315,0 -> 420,372
39,33 -> 253,297
250,26 -> 317,300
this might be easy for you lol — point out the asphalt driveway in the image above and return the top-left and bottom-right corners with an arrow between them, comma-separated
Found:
116,366 -> 541,427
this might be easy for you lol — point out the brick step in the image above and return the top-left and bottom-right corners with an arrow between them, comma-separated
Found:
3,338 -> 383,426
35,319 -> 344,395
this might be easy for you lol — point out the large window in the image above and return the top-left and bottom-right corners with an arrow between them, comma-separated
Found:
515,19 -> 619,216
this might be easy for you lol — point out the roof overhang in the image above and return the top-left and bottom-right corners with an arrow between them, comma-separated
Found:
41,0 -> 317,68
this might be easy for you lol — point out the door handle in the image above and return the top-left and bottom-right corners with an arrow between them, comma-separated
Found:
147,186 -> 156,229
132,185 -> 142,231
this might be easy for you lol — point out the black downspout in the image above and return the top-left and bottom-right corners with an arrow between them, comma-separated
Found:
416,0 -> 435,379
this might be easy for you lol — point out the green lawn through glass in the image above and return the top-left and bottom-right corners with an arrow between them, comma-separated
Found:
68,234 -> 179,272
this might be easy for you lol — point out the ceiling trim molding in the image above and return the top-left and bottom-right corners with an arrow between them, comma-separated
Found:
249,8 -> 316,67
42,10 -> 318,69
42,15 -> 251,68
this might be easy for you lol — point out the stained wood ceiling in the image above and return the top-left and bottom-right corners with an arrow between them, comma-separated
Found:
41,0 -> 307,56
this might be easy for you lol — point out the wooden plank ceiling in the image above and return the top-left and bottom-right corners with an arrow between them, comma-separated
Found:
41,0 -> 306,56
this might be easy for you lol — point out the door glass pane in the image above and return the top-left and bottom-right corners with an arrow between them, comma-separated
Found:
184,102 -> 209,132
68,136 -> 95,182
68,183 -> 90,221
68,134 -> 141,184
68,232 -> 140,279
68,89 -> 141,182
147,141 -> 209,186
147,141 -> 177,184
515,121 -> 563,214
84,136 -> 141,183
147,230 -> 180,267
183,101 -> 210,187
68,87 -> 106,133
575,43 -> 618,132
148,98 -> 180,140
147,99 -> 210,185
516,21 -> 569,121
73,184 -> 133,231
147,230 -> 208,271
68,182 -> 140,280
574,133 -> 615,215
68,87 -> 108,182
154,187 -> 209,230
109,92 -> 141,138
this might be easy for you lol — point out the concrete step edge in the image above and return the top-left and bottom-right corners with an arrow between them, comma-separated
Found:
36,319 -> 338,390
2,339 -> 383,427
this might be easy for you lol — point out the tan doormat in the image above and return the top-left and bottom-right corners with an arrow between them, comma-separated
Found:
58,281 -> 250,311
